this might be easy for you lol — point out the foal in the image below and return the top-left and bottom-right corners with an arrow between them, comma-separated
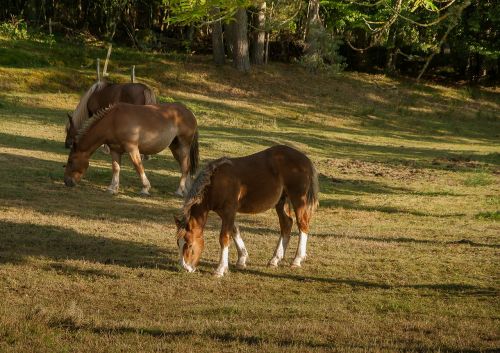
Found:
175,145 -> 319,277
64,103 -> 198,196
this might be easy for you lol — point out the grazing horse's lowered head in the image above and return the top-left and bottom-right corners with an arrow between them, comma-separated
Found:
64,143 -> 89,187
174,158 -> 229,272
175,215 -> 205,272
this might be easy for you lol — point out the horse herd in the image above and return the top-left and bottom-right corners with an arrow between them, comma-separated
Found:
63,81 -> 319,277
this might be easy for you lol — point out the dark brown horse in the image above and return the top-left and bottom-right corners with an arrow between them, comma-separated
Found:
65,81 -> 156,148
64,102 -> 198,196
175,145 -> 319,277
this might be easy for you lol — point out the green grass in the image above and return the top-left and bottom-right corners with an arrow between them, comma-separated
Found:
0,35 -> 499,353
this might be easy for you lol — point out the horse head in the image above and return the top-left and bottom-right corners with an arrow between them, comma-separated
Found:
64,144 -> 89,187
65,113 -> 77,149
175,215 -> 205,272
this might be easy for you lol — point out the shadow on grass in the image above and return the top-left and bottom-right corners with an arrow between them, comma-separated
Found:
313,232 -> 500,249
320,198 -> 466,217
200,125 -> 500,169
0,220 -> 177,270
42,263 -> 121,279
206,331 -> 332,349
89,326 -> 193,338
0,130 -> 190,174
0,152 -> 181,222
237,269 -> 497,297
0,131 -> 67,155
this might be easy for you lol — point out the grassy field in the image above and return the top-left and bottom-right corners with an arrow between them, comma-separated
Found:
0,35 -> 499,353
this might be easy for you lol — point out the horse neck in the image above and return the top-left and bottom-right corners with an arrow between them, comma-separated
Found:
76,119 -> 109,155
187,203 -> 209,237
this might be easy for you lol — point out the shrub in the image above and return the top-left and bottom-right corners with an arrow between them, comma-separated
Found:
0,17 -> 28,40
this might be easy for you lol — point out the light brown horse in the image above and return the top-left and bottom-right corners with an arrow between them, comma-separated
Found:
64,102 -> 198,196
65,81 -> 156,148
175,145 -> 319,277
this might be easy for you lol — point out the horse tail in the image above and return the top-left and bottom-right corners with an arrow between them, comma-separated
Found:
306,161 -> 319,214
70,81 -> 107,130
143,87 -> 156,105
189,130 -> 199,176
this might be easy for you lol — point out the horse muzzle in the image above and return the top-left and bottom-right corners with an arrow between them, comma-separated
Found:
64,176 -> 76,187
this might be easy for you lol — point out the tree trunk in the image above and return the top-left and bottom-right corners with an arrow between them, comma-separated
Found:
224,22 -> 235,58
385,23 -> 399,75
251,1 -> 266,65
232,7 -> 251,72
211,7 -> 225,65
305,0 -> 322,54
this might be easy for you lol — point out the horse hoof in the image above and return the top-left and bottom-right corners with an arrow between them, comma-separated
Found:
290,262 -> 302,269
213,268 -> 228,277
140,190 -> 150,196
267,258 -> 280,267
107,187 -> 118,195
235,263 -> 247,269
174,190 -> 184,198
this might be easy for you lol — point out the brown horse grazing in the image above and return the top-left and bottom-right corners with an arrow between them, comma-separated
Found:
64,102 -> 199,196
65,81 -> 156,148
175,145 -> 319,277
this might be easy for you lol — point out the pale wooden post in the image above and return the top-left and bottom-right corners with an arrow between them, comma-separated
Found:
96,58 -> 101,82
102,44 -> 112,77
131,65 -> 135,83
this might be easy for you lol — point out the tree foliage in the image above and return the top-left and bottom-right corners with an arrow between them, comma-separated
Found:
1,0 -> 498,81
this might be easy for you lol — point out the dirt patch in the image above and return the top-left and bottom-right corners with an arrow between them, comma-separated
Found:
431,157 -> 498,173
320,158 -> 434,181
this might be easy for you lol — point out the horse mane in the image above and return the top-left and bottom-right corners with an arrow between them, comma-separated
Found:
75,104 -> 115,143
182,157 -> 233,220
68,81 -> 108,130
143,87 -> 157,104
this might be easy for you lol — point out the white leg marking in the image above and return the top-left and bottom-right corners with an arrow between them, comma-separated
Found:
107,160 -> 120,194
233,225 -> 248,268
292,231 -> 308,268
175,178 -> 185,197
214,246 -> 229,277
268,235 -> 290,267
268,237 -> 284,267
177,237 -> 195,273
140,172 -> 151,195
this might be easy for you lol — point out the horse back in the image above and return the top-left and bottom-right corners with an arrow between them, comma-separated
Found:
87,83 -> 149,114
208,145 -> 313,214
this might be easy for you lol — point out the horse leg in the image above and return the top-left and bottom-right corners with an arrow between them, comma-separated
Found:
233,223 -> 248,269
128,148 -> 151,195
268,195 -> 293,267
169,138 -> 190,197
289,195 -> 311,268
214,214 -> 235,277
107,150 -> 122,194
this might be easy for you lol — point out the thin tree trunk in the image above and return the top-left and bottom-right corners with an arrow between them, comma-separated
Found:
385,22 -> 399,75
211,7 -> 225,65
232,7 -> 250,72
251,1 -> 266,65
224,22 -> 235,58
305,0 -> 322,54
